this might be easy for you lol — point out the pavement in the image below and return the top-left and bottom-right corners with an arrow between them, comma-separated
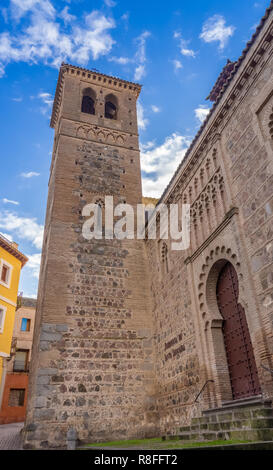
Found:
0,422 -> 24,450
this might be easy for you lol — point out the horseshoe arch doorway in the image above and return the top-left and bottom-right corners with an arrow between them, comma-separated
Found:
216,261 -> 261,400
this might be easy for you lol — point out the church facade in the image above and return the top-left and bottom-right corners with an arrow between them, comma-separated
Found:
24,2 -> 273,448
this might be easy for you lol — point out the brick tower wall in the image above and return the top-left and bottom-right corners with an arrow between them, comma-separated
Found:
23,66 -> 158,449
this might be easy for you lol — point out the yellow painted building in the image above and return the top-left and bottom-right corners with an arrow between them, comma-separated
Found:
0,235 -> 28,402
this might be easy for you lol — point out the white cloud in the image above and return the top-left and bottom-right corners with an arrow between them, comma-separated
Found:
137,102 -> 149,130
12,97 -> 23,102
0,232 -> 13,242
37,91 -> 53,114
20,171 -> 40,178
151,105 -> 160,113
59,6 -> 75,24
141,133 -> 191,198
172,59 -> 182,71
10,0 -> 55,20
180,47 -> 195,58
134,31 -> 151,81
104,0 -> 116,6
121,12 -> 129,21
38,92 -> 53,105
0,211 -> 44,249
72,11 -> 115,62
135,31 -> 150,62
0,4 -> 116,75
140,141 -> 156,152
2,198 -> 19,205
25,252 -> 41,278
108,56 -> 131,64
134,64 -> 145,81
195,105 -> 211,123
174,32 -> 196,58
200,15 -> 235,50
106,28 -> 150,81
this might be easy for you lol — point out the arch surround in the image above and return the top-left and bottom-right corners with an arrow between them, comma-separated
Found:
195,245 -> 263,406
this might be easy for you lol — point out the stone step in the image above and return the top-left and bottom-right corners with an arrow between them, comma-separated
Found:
222,428 -> 273,442
191,406 -> 273,425
186,417 -> 273,432
165,402 -> 273,444
164,427 -> 273,443
203,398 -> 272,414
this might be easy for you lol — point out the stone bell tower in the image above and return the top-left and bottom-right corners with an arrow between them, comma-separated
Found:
23,64 -> 158,449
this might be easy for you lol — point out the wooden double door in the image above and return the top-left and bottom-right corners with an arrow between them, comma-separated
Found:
216,262 -> 261,400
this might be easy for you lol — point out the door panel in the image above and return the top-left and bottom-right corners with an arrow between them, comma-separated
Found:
216,262 -> 261,400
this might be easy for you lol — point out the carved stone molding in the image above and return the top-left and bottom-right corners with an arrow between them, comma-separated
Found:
76,124 -> 127,145
185,207 -> 239,265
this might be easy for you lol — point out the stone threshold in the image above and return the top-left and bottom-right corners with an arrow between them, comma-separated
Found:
203,395 -> 271,414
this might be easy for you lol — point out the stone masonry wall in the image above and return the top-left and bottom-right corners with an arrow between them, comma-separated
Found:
146,7 -> 273,436
146,238 -> 201,436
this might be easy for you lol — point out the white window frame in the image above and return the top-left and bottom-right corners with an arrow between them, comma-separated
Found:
0,304 -> 7,333
0,259 -> 13,288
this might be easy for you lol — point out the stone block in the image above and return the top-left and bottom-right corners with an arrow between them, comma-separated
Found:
37,375 -> 50,385
40,331 -> 62,342
38,368 -> 58,376
35,396 -> 47,408
34,409 -> 55,421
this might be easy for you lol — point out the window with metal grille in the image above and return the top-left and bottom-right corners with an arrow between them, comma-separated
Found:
8,389 -> 25,407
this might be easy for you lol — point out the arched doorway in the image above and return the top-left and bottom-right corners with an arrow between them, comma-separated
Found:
216,262 -> 261,400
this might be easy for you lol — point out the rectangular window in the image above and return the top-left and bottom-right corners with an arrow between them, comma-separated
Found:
0,306 -> 6,333
1,265 -> 8,283
13,349 -> 29,372
8,389 -> 25,407
0,260 -> 12,288
21,318 -> 31,332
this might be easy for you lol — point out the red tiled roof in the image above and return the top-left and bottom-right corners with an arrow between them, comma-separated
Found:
207,60 -> 237,102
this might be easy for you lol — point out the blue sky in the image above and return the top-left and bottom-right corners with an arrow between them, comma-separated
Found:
0,0 -> 270,298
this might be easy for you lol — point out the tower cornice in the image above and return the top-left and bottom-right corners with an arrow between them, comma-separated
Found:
50,63 -> 142,129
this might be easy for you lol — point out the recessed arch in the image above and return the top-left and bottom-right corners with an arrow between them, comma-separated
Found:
105,93 -> 118,120
81,88 -> 96,115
